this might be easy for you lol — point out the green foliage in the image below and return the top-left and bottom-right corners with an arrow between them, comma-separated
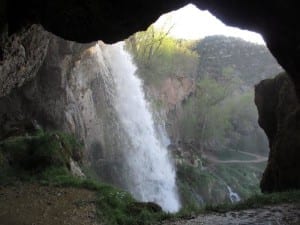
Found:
96,187 -> 170,225
175,158 -> 267,209
0,131 -> 170,225
179,77 -> 234,149
0,131 -> 83,182
176,163 -> 228,207
37,166 -> 170,225
195,35 -> 282,86
178,76 -> 268,155
126,25 -> 198,86
222,92 -> 269,154
175,172 -> 300,217
204,190 -> 300,212
214,164 -> 262,199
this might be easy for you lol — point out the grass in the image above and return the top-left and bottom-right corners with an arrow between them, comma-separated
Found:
28,166 -> 300,225
176,161 -> 265,208
172,189 -> 300,220
0,131 -> 170,225
1,131 -> 299,225
0,130 -> 83,185
214,163 -> 262,198
0,130 -> 82,172
204,190 -> 300,213
34,167 -> 171,225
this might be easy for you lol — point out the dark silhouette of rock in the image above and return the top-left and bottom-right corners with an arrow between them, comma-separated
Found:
1,1 -> 300,98
255,73 -> 300,192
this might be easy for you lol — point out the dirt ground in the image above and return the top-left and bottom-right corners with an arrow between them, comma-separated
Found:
163,204 -> 300,225
0,183 -> 99,225
1,183 -> 299,225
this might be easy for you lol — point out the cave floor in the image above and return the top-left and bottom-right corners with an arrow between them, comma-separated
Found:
163,204 -> 300,225
0,183 -> 299,225
0,183 -> 99,225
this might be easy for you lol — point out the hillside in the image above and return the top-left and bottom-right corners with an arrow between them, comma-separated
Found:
0,25 -> 297,225
127,31 -> 284,207
196,35 -> 282,86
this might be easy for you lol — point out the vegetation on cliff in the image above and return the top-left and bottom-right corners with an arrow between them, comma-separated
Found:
0,129 -> 171,225
127,27 -> 283,207
126,25 -> 198,86
0,130 -> 82,183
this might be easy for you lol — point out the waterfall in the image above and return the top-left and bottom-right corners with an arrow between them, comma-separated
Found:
96,42 -> 180,212
227,185 -> 241,203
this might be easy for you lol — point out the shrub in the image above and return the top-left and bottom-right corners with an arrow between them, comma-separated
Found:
0,131 -> 83,174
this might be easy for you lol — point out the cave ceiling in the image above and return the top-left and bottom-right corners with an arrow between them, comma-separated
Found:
3,0 -> 300,95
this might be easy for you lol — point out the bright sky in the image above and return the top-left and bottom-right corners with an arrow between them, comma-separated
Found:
153,4 -> 265,45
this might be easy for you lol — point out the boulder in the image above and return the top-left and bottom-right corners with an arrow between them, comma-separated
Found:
255,72 -> 300,192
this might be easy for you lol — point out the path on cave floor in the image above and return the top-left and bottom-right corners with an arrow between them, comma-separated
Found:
0,183 -> 99,225
203,149 -> 268,164
162,204 -> 300,225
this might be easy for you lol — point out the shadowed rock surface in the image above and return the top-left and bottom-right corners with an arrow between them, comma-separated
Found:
0,25 -> 50,97
255,73 -> 300,192
2,0 -> 300,97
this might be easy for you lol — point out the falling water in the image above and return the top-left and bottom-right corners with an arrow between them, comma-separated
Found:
227,185 -> 241,203
99,42 -> 180,212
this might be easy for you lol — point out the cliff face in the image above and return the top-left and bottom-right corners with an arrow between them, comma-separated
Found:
196,36 -> 282,87
159,76 -> 195,112
0,25 -> 50,97
0,25 -> 298,197
0,35 -> 109,164
0,36 -> 91,139
160,77 -> 195,141
0,35 -> 136,187
255,73 -> 300,192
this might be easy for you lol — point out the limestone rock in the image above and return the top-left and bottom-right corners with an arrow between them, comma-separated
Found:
70,158 -> 85,178
0,25 -> 50,97
160,76 -> 195,112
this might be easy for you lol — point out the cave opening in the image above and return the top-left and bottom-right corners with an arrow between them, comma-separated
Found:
1,1 -> 300,224
123,3 -> 284,206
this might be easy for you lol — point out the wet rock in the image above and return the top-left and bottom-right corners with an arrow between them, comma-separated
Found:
70,158 -> 85,178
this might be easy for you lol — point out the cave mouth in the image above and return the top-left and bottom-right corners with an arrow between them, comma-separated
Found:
122,4 -> 284,206
0,1 -> 300,223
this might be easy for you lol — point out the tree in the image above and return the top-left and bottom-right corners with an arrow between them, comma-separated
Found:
126,26 -> 198,86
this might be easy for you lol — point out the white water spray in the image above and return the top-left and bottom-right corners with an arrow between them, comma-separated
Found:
227,185 -> 241,203
100,42 -> 180,212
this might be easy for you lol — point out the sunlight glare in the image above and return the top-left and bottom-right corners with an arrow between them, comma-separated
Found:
154,4 -> 265,45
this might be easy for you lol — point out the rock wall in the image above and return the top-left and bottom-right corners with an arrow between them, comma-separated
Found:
0,35 -> 131,186
196,36 -> 283,86
160,76 -> 195,112
0,35 -> 91,139
145,76 -> 195,143
255,73 -> 300,192
0,25 -> 50,97
0,35 -> 99,154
